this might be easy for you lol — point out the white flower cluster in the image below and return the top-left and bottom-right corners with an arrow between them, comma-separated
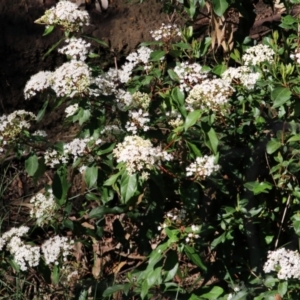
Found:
126,110 -> 150,134
95,47 -> 153,96
263,248 -> 300,280
35,0 -> 90,32
242,44 -> 275,66
113,135 -> 172,174
24,71 -> 52,99
166,111 -> 183,128
48,136 -> 102,167
25,61 -> 95,99
158,208 -> 187,230
58,37 -> 91,61
131,92 -> 151,110
32,130 -> 48,137
30,189 -> 57,226
174,62 -> 209,92
44,136 -> 100,168
115,89 -> 134,110
185,224 -> 200,243
290,50 -> 300,64
122,92 -> 152,133
41,235 -> 74,265
0,226 -> 40,271
50,61 -> 93,98
222,66 -> 260,90
186,79 -> 233,112
150,23 -> 181,41
65,104 -> 79,117
186,155 -> 220,179
0,110 -> 36,150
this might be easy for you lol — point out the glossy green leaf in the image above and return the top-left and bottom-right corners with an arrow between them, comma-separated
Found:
150,50 -> 166,61
271,87 -> 291,108
120,172 -> 137,203
184,110 -> 201,131
266,139 -> 281,154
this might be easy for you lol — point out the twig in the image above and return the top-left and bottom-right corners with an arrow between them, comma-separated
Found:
275,194 -> 291,249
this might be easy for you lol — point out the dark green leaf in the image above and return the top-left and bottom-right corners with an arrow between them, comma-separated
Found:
88,206 -> 125,219
120,172 -> 137,203
184,245 -> 207,271
184,110 -> 201,131
150,50 -> 166,61
271,87 -> 291,108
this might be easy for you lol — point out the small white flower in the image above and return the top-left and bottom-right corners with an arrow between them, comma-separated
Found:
35,0 -> 90,32
186,155 -> 220,179
242,44 -> 275,66
113,136 -> 172,174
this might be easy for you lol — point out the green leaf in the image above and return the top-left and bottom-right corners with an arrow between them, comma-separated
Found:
102,284 -> 129,296
104,172 -> 121,186
147,267 -> 162,287
207,127 -> 218,155
278,281 -> 288,297
287,134 -> 300,143
84,165 -> 98,189
43,25 -> 55,36
51,265 -> 60,285
266,139 -> 281,154
164,250 -> 179,282
25,154 -> 39,176
43,38 -> 64,59
186,141 -> 202,158
212,0 -> 229,16
201,286 -> 224,299
212,64 -> 227,76
271,87 -> 291,108
173,42 -> 192,49
52,166 -> 69,205
120,172 -> 137,203
78,289 -> 88,300
150,50 -> 166,61
168,69 -> 180,82
244,181 -> 272,195
36,100 -> 48,122
184,110 -> 201,131
211,232 -> 226,249
265,236 -> 274,244
88,206 -> 125,219
82,35 -> 108,47
184,245 -> 207,271
141,280 -> 149,300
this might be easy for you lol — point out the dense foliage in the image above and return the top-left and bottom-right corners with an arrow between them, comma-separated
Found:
2,0 -> 300,299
